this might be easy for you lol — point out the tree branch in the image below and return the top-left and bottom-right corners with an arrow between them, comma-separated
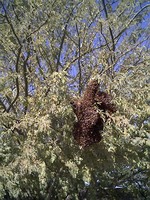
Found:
6,46 -> 22,112
6,95 -> 17,114
22,52 -> 30,114
0,98 -> 7,111
113,36 -> 149,69
1,1 -> 21,46
56,23 -> 68,71
63,42 -> 110,71
36,54 -> 46,80
115,4 -> 150,42
100,22 -> 111,51
56,2 -> 82,70
102,0 -> 115,51
27,17 -> 49,39
27,0 -> 58,38
76,23 -> 82,95
12,4 -> 21,22
39,45 -> 54,73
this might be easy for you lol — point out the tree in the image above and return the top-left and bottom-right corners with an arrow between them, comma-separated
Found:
0,0 -> 150,199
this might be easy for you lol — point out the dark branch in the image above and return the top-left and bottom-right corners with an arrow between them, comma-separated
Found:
115,4 -> 150,42
100,22 -> 111,51
56,23 -> 68,71
102,0 -> 115,51
1,2 -> 22,46
0,98 -> 7,111
6,46 -> 22,112
22,52 -> 30,114
6,95 -> 17,114
76,23 -> 82,95
36,54 -> 46,80
27,0 -> 58,38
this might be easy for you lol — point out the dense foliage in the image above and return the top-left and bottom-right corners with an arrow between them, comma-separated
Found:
0,0 -> 150,199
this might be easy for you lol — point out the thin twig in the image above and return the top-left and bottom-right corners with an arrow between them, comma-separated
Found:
12,4 -> 21,22
63,42 -> 109,71
115,4 -> 150,42
27,0 -> 58,38
113,36 -> 149,69
39,45 -> 53,73
27,18 -> 49,39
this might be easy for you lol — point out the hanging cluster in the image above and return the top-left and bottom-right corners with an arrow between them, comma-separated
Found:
71,80 -> 116,148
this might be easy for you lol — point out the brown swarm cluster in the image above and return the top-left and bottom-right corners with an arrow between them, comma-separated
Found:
70,80 -> 116,148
